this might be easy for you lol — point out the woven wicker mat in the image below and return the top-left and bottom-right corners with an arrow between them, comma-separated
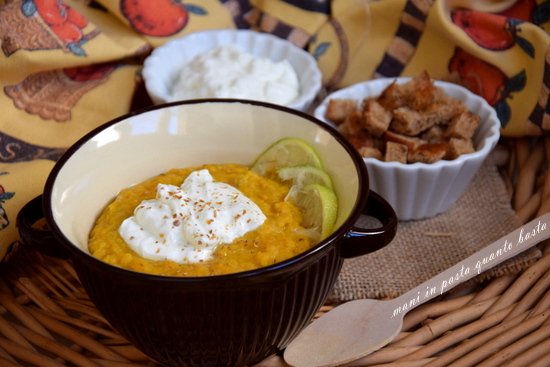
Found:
331,157 -> 542,302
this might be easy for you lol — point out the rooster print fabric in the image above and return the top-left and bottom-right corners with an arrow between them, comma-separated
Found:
1,0 -> 550,260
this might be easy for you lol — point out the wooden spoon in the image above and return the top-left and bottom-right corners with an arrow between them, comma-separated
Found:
284,212 -> 550,367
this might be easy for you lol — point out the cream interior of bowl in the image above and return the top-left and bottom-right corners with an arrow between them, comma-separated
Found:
49,102 -> 360,255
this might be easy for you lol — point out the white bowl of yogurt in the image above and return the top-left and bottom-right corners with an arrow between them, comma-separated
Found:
142,29 -> 322,112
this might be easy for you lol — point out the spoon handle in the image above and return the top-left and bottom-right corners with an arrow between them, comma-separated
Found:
395,213 -> 550,312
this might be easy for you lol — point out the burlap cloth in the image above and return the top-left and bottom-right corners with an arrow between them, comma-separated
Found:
331,156 -> 542,302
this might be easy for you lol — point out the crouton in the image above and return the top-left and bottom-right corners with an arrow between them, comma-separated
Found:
377,81 -> 406,111
423,99 -> 468,126
390,107 -> 435,136
420,125 -> 447,142
383,130 -> 426,151
446,138 -> 475,160
362,98 -> 392,137
385,141 -> 408,163
378,72 -> 432,108
343,130 -> 374,150
326,99 -> 358,125
359,146 -> 383,160
403,70 -> 436,110
408,142 -> 449,164
337,110 -> 364,135
446,112 -> 480,140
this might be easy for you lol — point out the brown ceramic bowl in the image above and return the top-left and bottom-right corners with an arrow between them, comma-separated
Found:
17,100 -> 397,367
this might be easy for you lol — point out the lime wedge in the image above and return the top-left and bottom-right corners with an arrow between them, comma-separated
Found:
251,138 -> 323,176
294,183 -> 338,240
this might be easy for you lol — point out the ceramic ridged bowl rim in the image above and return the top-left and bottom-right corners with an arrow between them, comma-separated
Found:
142,29 -> 322,111
43,98 -> 369,283
313,77 -> 501,171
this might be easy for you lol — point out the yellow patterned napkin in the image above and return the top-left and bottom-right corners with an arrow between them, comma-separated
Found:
0,0 -> 150,260
1,0 -> 550,263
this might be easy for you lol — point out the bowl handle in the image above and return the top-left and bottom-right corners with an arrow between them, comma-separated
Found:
340,191 -> 398,259
16,195 -> 71,259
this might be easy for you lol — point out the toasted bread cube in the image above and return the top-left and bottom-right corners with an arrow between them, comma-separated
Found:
378,71 -> 436,111
408,142 -> 449,163
326,99 -> 358,125
445,138 -> 475,159
420,125 -> 447,142
404,70 -> 436,110
390,107 -> 434,136
423,100 -> 468,126
358,146 -> 383,160
446,112 -> 480,140
343,130 -> 374,150
337,110 -> 364,135
362,98 -> 392,137
383,130 -> 426,151
377,81 -> 406,111
384,141 -> 408,163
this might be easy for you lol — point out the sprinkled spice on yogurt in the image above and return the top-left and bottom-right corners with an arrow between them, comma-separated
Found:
119,169 -> 267,264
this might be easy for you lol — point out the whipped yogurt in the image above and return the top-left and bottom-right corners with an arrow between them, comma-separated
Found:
119,169 -> 266,264
172,45 -> 300,105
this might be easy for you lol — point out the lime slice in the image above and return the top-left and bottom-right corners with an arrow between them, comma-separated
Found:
251,138 -> 323,176
277,164 -> 335,203
294,183 -> 338,240
276,165 -> 334,189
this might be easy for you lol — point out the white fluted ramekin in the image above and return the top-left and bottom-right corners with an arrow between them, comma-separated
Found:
314,78 -> 501,221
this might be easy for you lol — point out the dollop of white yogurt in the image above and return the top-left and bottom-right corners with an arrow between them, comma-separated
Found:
119,169 -> 266,264
172,45 -> 300,105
